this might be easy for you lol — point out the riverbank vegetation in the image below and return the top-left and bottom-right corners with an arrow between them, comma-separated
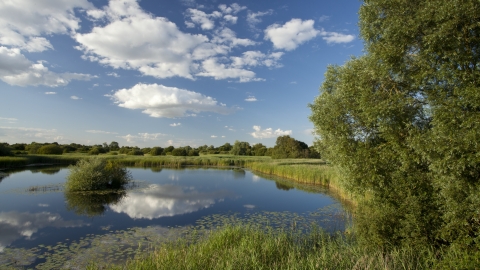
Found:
309,0 -> 480,263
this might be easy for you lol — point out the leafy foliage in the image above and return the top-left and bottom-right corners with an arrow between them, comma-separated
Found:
0,143 -> 13,156
37,144 -> 63,155
309,0 -> 480,250
65,158 -> 132,192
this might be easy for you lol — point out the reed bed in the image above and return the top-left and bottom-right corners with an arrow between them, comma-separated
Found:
96,224 -> 439,270
0,155 -> 81,168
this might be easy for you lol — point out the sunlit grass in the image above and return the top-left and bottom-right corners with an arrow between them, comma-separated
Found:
94,224 -> 439,270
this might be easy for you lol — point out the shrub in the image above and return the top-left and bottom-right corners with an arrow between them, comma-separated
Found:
150,147 -> 164,156
37,144 -> 63,155
88,148 -> 100,155
127,150 -> 144,156
65,158 -> 132,191
0,144 -> 13,156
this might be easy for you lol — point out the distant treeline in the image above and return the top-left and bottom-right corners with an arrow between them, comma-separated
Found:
0,135 -> 320,159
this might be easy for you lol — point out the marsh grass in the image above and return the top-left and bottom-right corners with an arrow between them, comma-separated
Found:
96,224 -> 440,270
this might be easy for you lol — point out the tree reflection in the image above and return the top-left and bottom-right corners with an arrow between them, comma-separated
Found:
64,190 -> 126,217
275,182 -> 294,191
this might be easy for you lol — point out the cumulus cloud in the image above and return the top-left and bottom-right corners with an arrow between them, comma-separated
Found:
118,132 -> 167,143
211,135 -> 217,138
197,58 -> 261,82
0,47 -> 94,87
230,51 -> 283,68
70,96 -> 82,100
245,96 -> 257,102
86,130 -> 118,134
170,123 -> 181,127
109,83 -> 237,118
75,1 -> 267,82
0,0 -> 92,52
76,0 -> 208,80
223,15 -> 238,24
45,92 -> 56,94
218,4 -> 247,14
184,8 -> 222,30
250,125 -> 292,139
264,19 -> 320,51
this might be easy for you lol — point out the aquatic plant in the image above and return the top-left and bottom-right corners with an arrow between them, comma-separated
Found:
65,158 -> 132,191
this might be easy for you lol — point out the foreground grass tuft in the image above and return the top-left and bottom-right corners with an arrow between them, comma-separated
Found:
93,225 -> 446,270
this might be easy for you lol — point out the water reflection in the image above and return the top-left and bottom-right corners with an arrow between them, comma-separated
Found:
0,211 -> 88,252
275,182 -> 294,191
110,184 -> 233,220
65,190 -> 127,217
232,168 -> 245,179
150,167 -> 163,173
0,172 -> 7,183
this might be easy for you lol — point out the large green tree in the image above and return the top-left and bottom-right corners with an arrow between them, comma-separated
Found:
309,0 -> 480,249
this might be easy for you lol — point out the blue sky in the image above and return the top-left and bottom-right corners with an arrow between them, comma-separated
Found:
0,0 -> 363,148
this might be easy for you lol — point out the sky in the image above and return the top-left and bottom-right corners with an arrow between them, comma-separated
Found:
0,0 -> 363,148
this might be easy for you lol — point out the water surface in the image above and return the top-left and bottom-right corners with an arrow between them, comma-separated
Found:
0,166 -> 346,268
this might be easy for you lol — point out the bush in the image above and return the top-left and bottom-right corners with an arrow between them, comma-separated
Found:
127,150 -> 144,156
65,158 -> 132,191
37,144 -> 63,155
88,148 -> 100,155
150,147 -> 164,156
0,144 -> 13,156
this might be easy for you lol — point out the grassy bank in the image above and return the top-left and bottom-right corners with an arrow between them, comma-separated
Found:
92,224 -> 469,270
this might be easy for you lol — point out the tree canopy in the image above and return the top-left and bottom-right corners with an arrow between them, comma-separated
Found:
309,0 -> 480,249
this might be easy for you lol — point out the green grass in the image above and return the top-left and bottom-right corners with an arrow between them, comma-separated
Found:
91,224 -> 449,270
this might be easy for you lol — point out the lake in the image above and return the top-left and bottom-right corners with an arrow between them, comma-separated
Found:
0,166 -> 347,269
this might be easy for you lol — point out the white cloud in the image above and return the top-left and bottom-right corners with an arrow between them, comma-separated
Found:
223,15 -> 238,24
109,83 -> 236,118
250,125 -> 292,139
118,132 -> 167,143
264,19 -> 320,51
184,8 -> 222,30
0,0 -> 92,52
76,0 -> 208,80
70,96 -> 82,100
230,51 -> 283,68
106,72 -> 120,77
45,92 -> 56,94
85,130 -> 118,134
247,10 -> 273,30
75,1 -> 266,82
320,30 -> 355,44
197,58 -> 262,82
218,4 -> 247,14
211,27 -> 256,47
211,135 -> 217,138
221,135 -> 226,138
318,15 -> 330,22
0,47 -> 94,87
245,96 -> 257,102
170,123 -> 181,127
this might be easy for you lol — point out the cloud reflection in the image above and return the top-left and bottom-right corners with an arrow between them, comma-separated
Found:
0,211 -> 88,252
110,184 -> 233,220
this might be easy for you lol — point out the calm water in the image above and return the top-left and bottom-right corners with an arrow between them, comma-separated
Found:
0,166 -> 346,268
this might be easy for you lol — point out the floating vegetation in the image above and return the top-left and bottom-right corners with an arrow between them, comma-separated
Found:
0,206 -> 348,269
1,180 -> 149,196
